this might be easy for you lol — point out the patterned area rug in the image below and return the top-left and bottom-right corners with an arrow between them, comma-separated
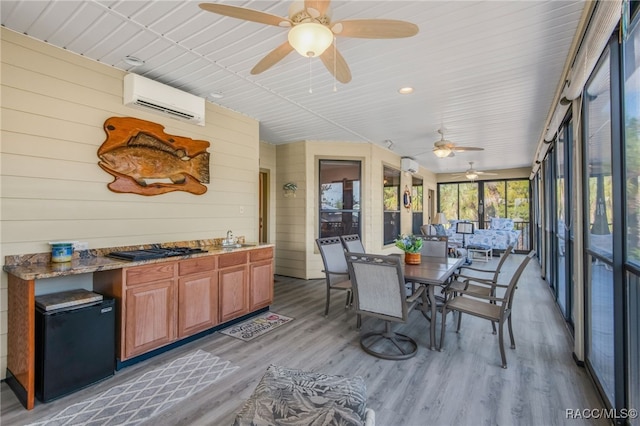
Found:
27,350 -> 238,426
220,311 -> 293,342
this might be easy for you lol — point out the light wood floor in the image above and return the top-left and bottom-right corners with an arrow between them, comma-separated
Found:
1,255 -> 607,426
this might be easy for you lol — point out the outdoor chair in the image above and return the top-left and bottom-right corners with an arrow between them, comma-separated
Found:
440,251 -> 535,368
316,237 -> 353,317
448,244 -> 514,297
340,234 -> 366,253
345,252 -> 427,360
420,235 -> 448,258
447,244 -> 514,333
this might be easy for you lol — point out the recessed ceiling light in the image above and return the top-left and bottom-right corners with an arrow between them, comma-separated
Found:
398,87 -> 414,95
123,56 -> 145,67
210,92 -> 224,99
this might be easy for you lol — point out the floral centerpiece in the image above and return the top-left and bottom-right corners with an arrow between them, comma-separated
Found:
395,234 -> 423,264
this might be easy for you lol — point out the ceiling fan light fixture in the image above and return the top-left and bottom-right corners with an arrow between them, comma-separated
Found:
433,147 -> 451,158
288,22 -> 333,57
465,171 -> 479,180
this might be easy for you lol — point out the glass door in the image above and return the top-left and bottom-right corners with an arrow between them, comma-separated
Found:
554,120 -> 574,323
584,46 -> 615,405
623,7 -> 640,423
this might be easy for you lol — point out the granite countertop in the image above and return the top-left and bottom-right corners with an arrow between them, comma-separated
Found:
3,243 -> 274,281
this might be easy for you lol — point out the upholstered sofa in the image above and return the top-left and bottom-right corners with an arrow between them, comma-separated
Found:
424,218 -> 520,251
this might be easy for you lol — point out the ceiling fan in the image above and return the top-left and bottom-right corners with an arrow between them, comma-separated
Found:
452,162 -> 498,181
198,1 -> 418,83
432,129 -> 484,158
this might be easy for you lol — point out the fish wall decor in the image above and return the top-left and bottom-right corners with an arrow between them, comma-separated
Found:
98,117 -> 211,195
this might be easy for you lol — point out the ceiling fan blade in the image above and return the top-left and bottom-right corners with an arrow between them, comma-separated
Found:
332,19 -> 418,39
251,41 -> 294,75
305,0 -> 331,17
451,146 -> 484,152
199,3 -> 291,27
320,45 -> 352,83
477,171 -> 499,176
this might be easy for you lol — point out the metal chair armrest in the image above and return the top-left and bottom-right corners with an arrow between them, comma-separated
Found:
321,269 -> 349,276
457,266 -> 495,274
454,274 -> 495,284
406,285 -> 426,303
447,289 -> 504,302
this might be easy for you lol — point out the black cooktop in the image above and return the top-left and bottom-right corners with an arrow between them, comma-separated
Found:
108,247 -> 206,261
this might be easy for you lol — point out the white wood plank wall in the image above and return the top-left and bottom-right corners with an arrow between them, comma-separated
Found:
0,28 -> 261,378
274,140 -> 438,280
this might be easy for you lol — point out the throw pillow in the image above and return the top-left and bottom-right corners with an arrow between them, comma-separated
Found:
490,218 -> 514,230
433,224 -> 446,236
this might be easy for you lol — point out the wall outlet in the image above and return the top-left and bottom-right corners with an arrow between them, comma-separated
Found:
74,242 -> 89,251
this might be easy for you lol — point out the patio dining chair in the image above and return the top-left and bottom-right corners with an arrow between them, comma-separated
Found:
447,244 -> 514,333
448,244 -> 514,297
345,252 -> 427,360
420,236 -> 448,258
440,251 -> 535,368
340,234 -> 366,253
316,237 -> 353,317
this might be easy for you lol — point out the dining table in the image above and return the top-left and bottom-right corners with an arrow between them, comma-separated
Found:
403,255 -> 465,350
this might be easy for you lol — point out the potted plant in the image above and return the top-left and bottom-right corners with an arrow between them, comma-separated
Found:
395,234 -> 423,264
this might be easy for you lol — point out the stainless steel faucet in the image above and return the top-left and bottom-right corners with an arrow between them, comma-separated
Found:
227,230 -> 233,240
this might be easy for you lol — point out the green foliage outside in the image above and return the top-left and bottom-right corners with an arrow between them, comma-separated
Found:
384,186 -> 399,211
626,116 -> 640,263
438,179 -> 530,225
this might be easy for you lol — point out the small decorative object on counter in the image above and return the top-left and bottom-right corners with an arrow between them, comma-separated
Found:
49,242 -> 75,263
394,234 -> 423,265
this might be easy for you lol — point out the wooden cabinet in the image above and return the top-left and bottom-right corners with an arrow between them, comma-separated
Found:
124,280 -> 176,359
249,248 -> 274,310
122,262 -> 177,359
177,257 -> 218,338
218,251 -> 249,322
95,246 -> 273,361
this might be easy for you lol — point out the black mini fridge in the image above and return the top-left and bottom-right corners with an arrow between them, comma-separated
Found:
35,293 -> 115,402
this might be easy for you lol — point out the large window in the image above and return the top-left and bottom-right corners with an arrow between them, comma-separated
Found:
625,11 -> 640,269
438,179 -> 530,250
555,121 -> 574,320
438,182 -> 479,226
624,8 -> 640,423
584,46 -> 615,404
484,180 -> 530,223
383,166 -> 400,245
319,160 -> 361,238
411,176 -> 424,235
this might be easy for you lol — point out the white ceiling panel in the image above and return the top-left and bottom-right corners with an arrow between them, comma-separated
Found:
0,0 -> 587,174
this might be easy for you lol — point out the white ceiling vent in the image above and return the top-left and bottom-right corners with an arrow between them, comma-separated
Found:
401,157 -> 419,174
123,73 -> 205,126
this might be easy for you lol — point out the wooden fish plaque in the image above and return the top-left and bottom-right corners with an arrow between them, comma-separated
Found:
98,117 -> 210,195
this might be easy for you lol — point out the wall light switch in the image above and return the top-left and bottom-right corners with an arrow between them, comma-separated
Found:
239,206 -> 245,214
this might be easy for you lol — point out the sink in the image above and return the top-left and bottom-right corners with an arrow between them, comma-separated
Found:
220,243 -> 257,248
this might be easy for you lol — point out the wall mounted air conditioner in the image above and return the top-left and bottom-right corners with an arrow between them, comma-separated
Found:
123,73 -> 205,126
401,157 -> 419,174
